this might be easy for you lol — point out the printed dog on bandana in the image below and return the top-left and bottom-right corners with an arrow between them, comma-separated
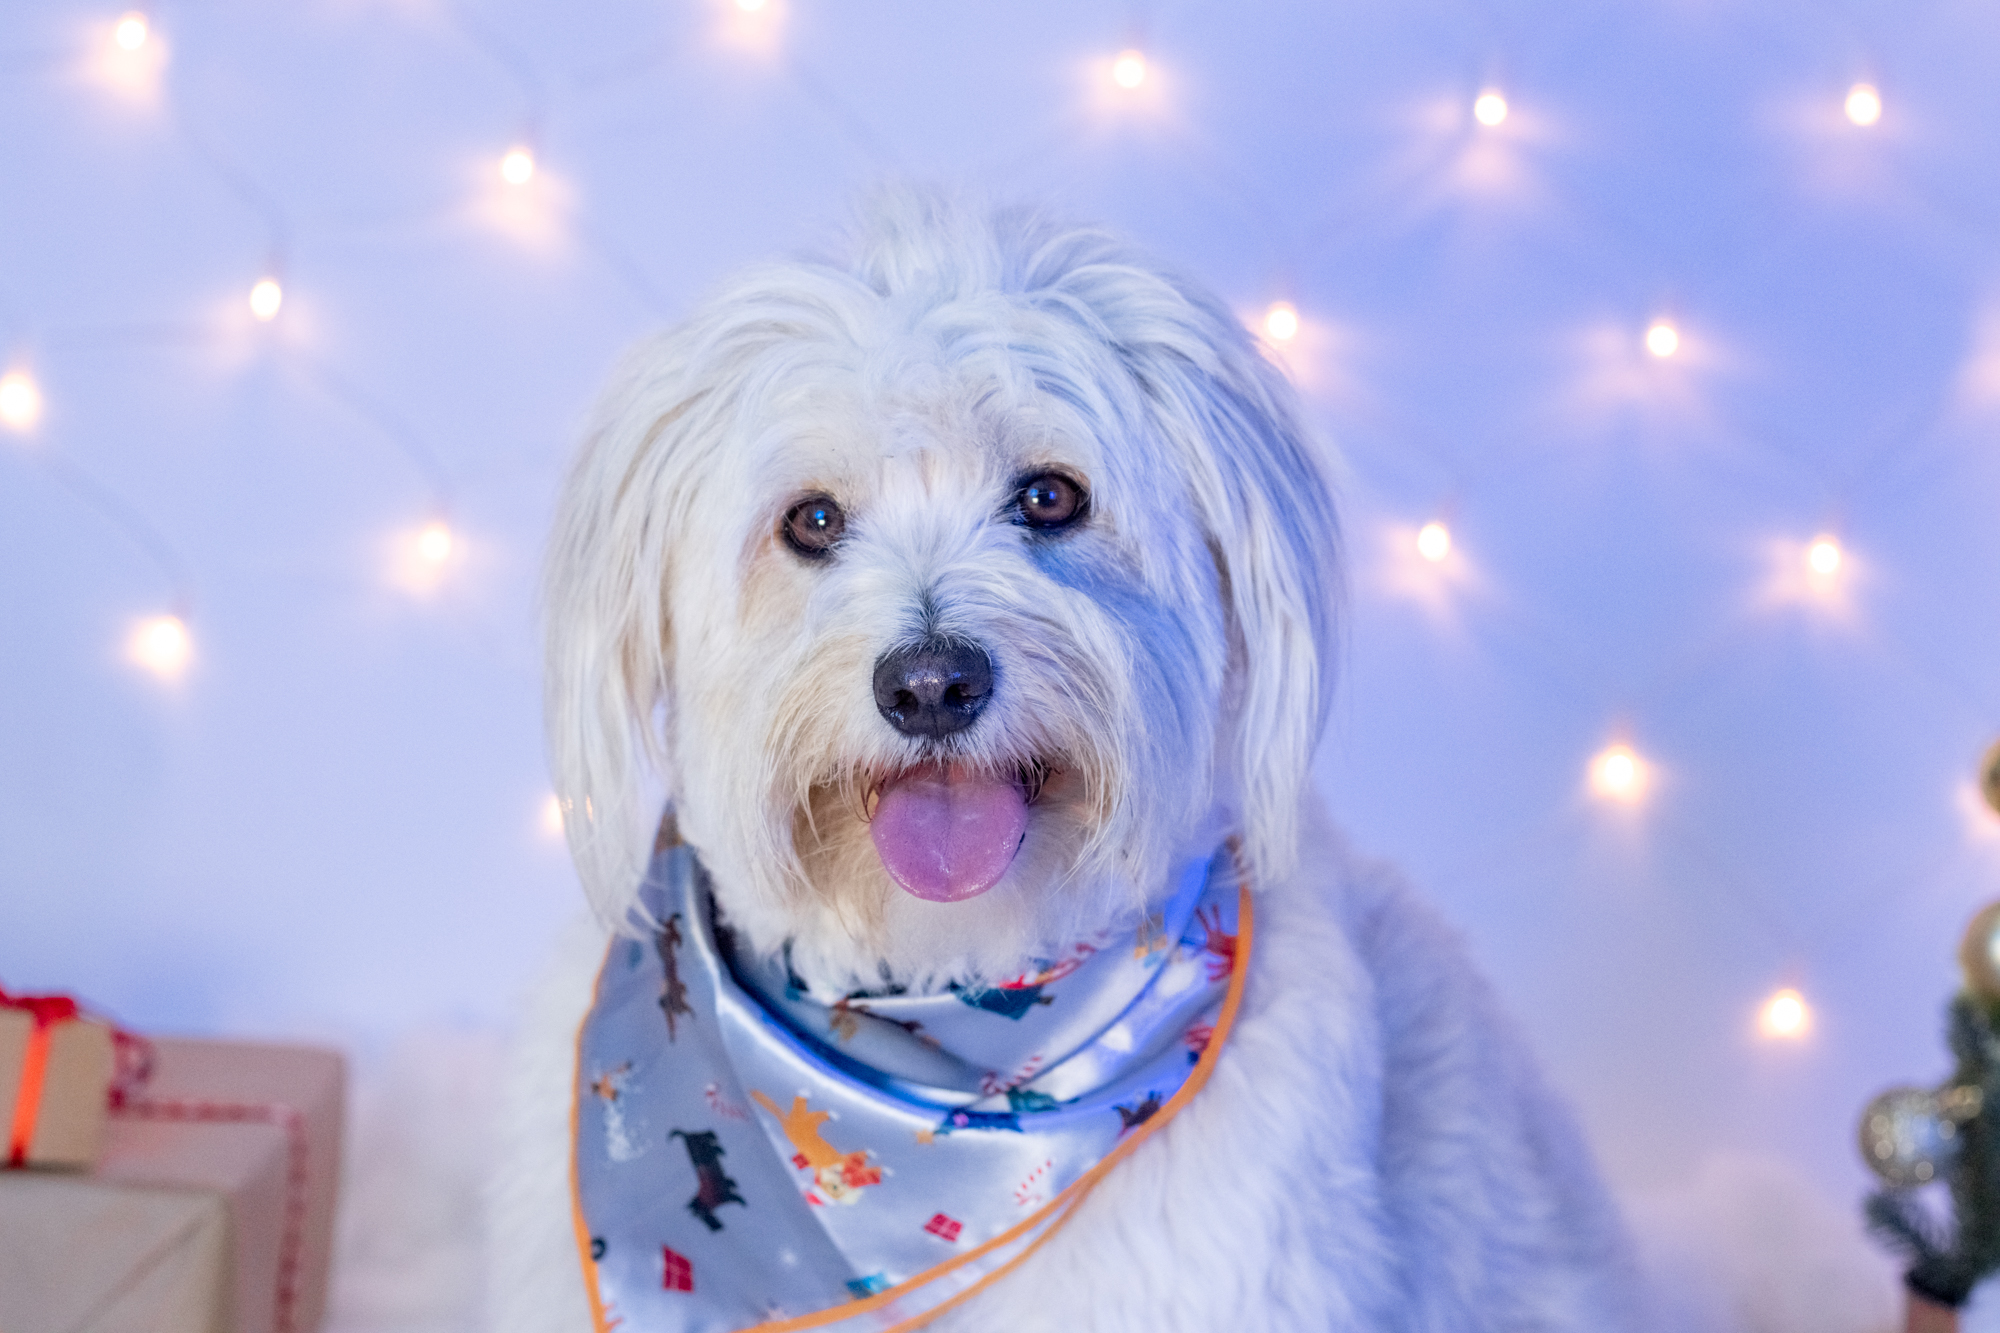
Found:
491,190 -> 1642,1331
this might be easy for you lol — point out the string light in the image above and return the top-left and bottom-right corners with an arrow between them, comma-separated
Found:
0,371 -> 42,431
1807,535 -> 1842,576
500,147 -> 535,186
248,277 -> 283,322
1263,302 -> 1299,342
1112,50 -> 1147,90
128,614 -> 191,679
1416,521 -> 1451,562
1758,988 -> 1811,1039
1473,91 -> 1508,126
1845,83 -> 1882,127
114,12 -> 149,51
542,794 -> 566,837
1645,321 -> 1680,358
1588,743 -> 1649,803
417,521 -> 453,563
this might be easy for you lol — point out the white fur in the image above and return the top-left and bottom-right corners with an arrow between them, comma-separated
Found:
494,191 -> 1642,1330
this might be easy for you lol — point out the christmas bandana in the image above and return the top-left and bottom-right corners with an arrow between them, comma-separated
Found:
571,840 -> 1246,1332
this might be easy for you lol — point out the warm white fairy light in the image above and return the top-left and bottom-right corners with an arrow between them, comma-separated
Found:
1645,321 -> 1680,358
114,12 -> 149,51
1112,50 -> 1147,90
1263,302 -> 1299,342
129,614 -> 191,678
1416,521 -> 1451,562
1473,91 -> 1508,126
0,371 -> 42,431
1807,536 -> 1842,576
1758,988 -> 1810,1039
417,521 -> 453,563
542,794 -> 566,837
248,277 -> 283,322
1845,83 -> 1882,127
500,147 -> 535,186
1588,743 -> 1648,803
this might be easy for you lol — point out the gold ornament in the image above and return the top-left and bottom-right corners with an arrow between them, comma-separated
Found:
1961,901 -> 2000,1002
1983,737 -> 2000,818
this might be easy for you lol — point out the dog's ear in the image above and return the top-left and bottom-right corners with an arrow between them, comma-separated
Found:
543,338 -> 703,931
1078,267 -> 1341,888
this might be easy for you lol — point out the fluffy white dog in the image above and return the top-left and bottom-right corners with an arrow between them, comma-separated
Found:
492,191 -> 1641,1332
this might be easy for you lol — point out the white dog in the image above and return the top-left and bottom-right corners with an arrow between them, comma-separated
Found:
491,190 -> 1641,1332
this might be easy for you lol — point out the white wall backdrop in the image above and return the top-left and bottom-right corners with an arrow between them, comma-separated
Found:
7,0 -> 2000,1327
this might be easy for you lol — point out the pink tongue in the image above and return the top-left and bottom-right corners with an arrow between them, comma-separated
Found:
870,763 -> 1029,902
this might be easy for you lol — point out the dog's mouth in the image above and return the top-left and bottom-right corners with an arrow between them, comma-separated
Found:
862,760 -> 1050,903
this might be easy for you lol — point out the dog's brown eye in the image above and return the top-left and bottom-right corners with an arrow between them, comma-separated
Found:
781,495 -> 846,558
1015,472 -> 1087,531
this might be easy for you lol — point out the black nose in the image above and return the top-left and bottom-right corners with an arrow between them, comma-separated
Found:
872,639 -> 994,740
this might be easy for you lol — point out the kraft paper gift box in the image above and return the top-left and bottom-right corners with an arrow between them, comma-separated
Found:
0,996 -> 116,1169
0,1036 -> 346,1333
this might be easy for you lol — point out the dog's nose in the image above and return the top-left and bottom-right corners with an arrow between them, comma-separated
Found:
872,639 -> 993,740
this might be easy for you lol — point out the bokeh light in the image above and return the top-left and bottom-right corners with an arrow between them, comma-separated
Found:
500,147 -> 535,186
0,371 -> 42,431
114,12 -> 148,51
1589,743 -> 1649,803
128,614 -> 191,679
417,522 -> 453,563
1807,536 -> 1842,576
1645,321 -> 1680,358
1845,83 -> 1882,126
1112,50 -> 1147,90
1473,91 -> 1508,126
1416,521 -> 1451,562
1263,302 -> 1298,342
249,277 -> 283,322
1758,988 -> 1811,1039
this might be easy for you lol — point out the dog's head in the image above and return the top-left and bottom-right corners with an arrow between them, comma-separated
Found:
545,192 -> 1338,991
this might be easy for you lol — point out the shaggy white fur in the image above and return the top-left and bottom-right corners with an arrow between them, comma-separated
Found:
494,191 -> 1644,1330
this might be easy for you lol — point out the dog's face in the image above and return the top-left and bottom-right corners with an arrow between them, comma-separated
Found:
546,196 -> 1338,991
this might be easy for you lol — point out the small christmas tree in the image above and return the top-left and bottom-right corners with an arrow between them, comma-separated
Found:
1859,743 -> 2000,1331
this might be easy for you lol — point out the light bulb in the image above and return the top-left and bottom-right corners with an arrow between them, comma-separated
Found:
114,12 -> 148,50
129,614 -> 190,677
248,278 -> 283,322
1589,744 -> 1647,803
1112,50 -> 1146,90
500,147 -> 535,186
542,794 -> 566,837
417,522 -> 453,563
1758,988 -> 1810,1039
1263,302 -> 1299,342
1845,84 -> 1882,127
1416,521 -> 1451,562
0,372 -> 41,431
1807,536 -> 1842,576
1645,321 -> 1680,358
1473,91 -> 1508,126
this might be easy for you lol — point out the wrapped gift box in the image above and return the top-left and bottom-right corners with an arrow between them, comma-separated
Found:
0,998 -> 115,1168
0,1036 -> 345,1333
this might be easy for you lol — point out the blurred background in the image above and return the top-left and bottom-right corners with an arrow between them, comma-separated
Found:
5,0 -> 1999,1328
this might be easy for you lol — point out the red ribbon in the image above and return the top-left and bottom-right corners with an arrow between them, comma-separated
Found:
1,987 -> 83,1167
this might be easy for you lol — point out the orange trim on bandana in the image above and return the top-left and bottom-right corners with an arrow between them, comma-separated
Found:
572,942 -> 618,1333
737,877 -> 1255,1333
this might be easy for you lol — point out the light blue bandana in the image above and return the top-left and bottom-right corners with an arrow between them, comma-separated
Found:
571,839 -> 1246,1332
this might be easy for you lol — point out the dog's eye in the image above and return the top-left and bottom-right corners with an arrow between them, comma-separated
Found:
1015,472 -> 1088,531
781,495 -> 846,558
